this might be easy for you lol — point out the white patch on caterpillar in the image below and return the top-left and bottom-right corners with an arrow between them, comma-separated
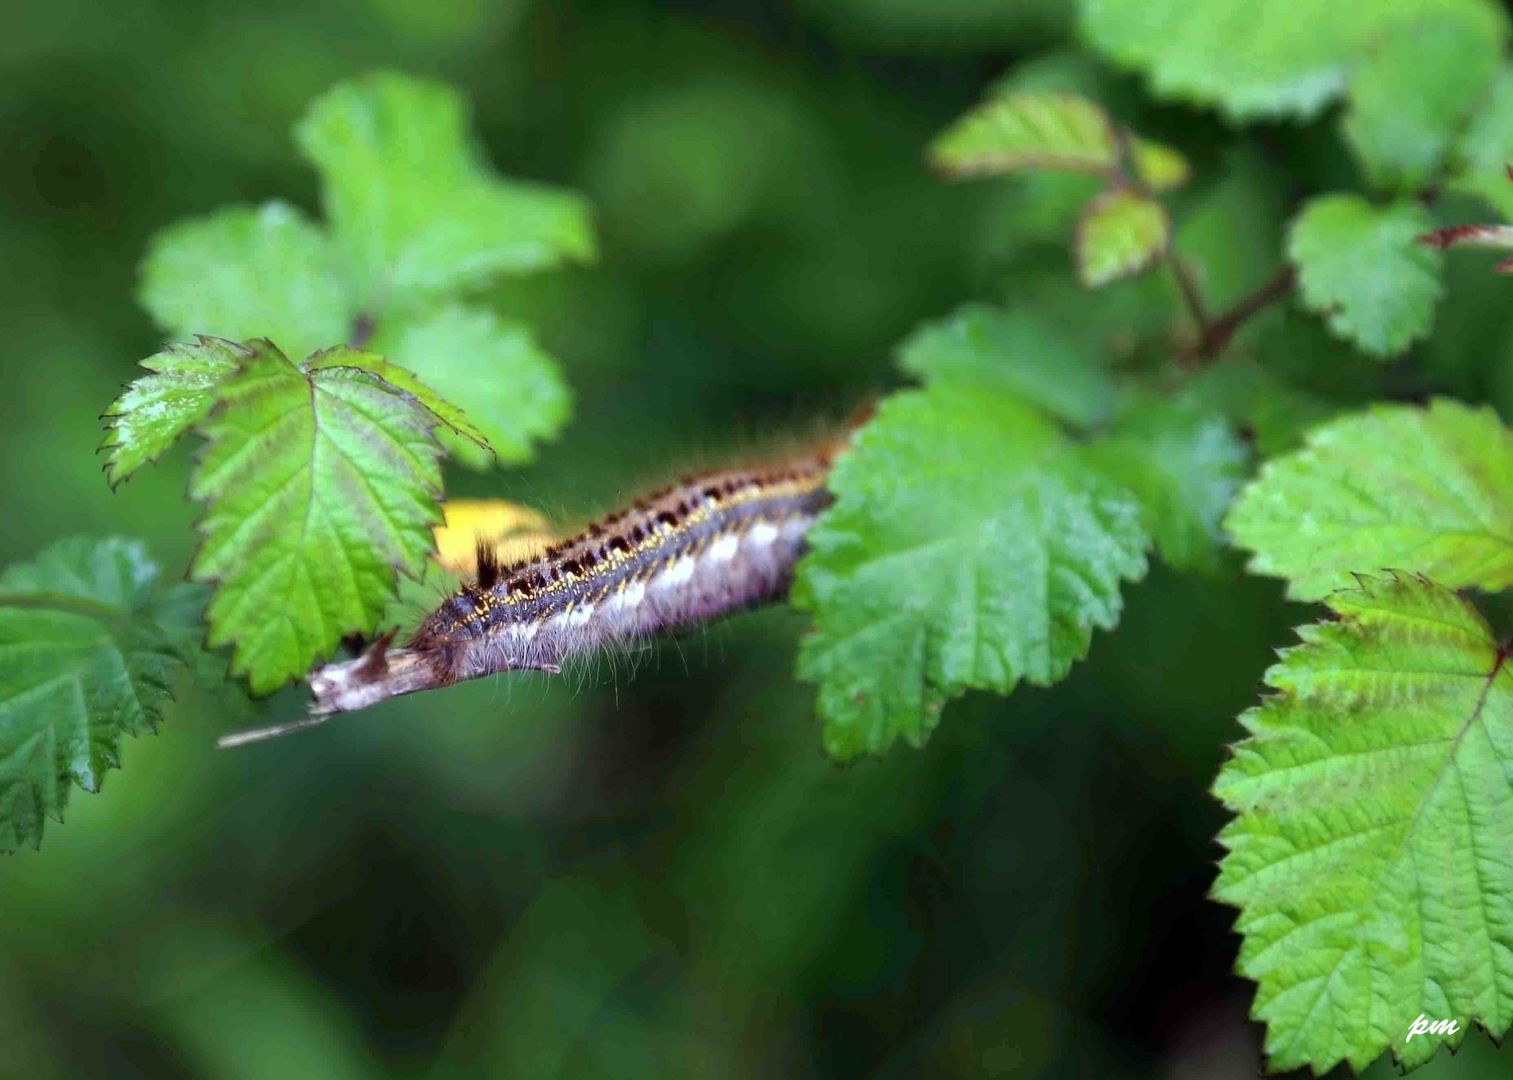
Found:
745,522 -> 779,547
653,557 -> 695,590
705,534 -> 739,563
781,515 -> 810,539
515,622 -> 540,641
568,603 -> 596,627
609,580 -> 646,610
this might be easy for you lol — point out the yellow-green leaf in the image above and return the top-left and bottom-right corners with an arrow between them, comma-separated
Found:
1075,188 -> 1170,287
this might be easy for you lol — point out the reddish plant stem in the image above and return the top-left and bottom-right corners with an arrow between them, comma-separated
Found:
1195,266 -> 1296,360
1168,254 -> 1211,330
1174,263 -> 1296,365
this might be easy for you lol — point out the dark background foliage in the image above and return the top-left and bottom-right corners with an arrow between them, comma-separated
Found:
2,0 -> 1508,1076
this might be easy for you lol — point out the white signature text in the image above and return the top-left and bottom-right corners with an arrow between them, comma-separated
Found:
1406,1014 -> 1460,1043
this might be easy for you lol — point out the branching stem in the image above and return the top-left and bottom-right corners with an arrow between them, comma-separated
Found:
1175,263 -> 1297,365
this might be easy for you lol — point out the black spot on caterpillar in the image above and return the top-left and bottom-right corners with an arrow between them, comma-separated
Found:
217,434 -> 849,747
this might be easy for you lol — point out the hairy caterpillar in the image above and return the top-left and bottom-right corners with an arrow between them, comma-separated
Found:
219,437 -> 844,747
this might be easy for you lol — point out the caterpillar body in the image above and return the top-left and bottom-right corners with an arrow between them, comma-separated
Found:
219,438 -> 843,746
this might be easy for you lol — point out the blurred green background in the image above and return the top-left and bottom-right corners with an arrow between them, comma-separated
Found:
3,1 -> 1510,1077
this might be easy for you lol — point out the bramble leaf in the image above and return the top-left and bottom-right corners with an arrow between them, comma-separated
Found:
0,537 -> 204,852
1214,574 -> 1513,1073
1342,12 -> 1503,191
1075,187 -> 1169,287
138,202 -> 351,362
930,90 -> 1112,175
1080,0 -> 1505,121
929,90 -> 1187,191
128,74 -> 585,477
189,340 -> 452,692
1130,139 -> 1189,194
101,337 -> 246,487
793,383 -> 1148,761
294,71 -> 596,307
1288,195 -> 1443,357
1450,66 -> 1513,218
371,305 -> 571,469
896,304 -> 1114,429
304,346 -> 491,452
1226,399 -> 1513,599
1086,397 -> 1247,573
1184,356 -> 1340,457
104,336 -> 493,485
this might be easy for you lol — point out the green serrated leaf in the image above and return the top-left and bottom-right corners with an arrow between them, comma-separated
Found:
1226,399 -> 1513,599
0,537 -> 203,852
793,383 -> 1148,761
1342,12 -> 1503,191
1080,0 -> 1505,121
1450,66 -> 1513,218
1075,187 -> 1170,287
896,304 -> 1114,429
930,91 -> 1120,176
371,305 -> 571,469
304,345 -> 491,454
929,90 -> 1187,192
1086,397 -> 1247,573
294,71 -> 596,307
101,336 -> 250,487
1214,573 -> 1513,1073
138,202 -> 352,362
189,340 -> 446,693
1130,138 -> 1189,193
1287,195 -> 1443,357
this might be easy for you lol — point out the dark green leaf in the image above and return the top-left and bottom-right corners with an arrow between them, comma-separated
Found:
896,304 -> 1114,429
0,538 -> 203,852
